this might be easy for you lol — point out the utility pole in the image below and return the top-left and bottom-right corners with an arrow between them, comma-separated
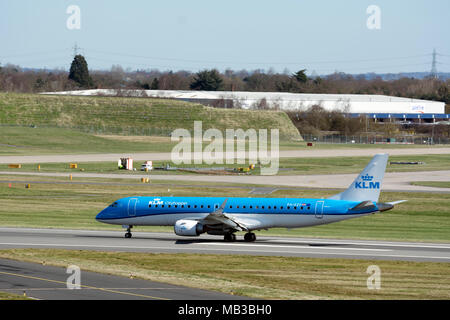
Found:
430,48 -> 438,79
72,43 -> 81,57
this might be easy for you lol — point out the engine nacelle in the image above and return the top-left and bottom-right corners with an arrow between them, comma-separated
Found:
174,219 -> 205,236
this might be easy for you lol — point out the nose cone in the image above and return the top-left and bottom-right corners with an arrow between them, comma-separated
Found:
96,207 -> 110,221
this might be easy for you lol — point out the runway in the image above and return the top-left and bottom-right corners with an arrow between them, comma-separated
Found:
0,258 -> 242,300
0,228 -> 449,263
0,147 -> 449,164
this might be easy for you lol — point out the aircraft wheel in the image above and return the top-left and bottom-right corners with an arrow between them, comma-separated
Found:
125,232 -> 132,238
244,232 -> 256,242
224,233 -> 236,242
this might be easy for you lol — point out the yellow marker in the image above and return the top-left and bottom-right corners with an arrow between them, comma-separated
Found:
25,184 -> 30,189
37,164 -> 41,171
69,174 -> 73,181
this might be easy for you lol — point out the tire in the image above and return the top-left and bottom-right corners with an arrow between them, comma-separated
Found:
244,232 -> 256,242
224,233 -> 236,242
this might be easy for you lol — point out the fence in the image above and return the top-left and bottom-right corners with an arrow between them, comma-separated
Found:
301,134 -> 450,145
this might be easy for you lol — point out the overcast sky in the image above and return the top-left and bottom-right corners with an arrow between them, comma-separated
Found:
1,0 -> 449,74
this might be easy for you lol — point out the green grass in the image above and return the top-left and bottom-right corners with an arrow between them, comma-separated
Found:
0,126 -> 306,156
0,249 -> 448,299
0,291 -> 30,300
0,174 -> 449,242
411,181 -> 450,188
0,92 -> 301,140
276,154 -> 450,175
1,153 -> 449,175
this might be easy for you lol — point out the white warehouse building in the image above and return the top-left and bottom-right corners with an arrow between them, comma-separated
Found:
45,89 -> 446,114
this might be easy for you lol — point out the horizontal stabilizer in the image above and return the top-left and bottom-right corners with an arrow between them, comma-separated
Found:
348,200 -> 376,212
377,200 -> 407,212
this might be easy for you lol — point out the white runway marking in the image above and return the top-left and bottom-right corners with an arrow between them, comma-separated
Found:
270,239 -> 450,249
198,242 -> 392,252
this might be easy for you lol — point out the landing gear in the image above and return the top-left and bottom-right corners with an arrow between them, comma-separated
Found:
124,225 -> 133,238
244,232 -> 256,242
224,233 -> 236,242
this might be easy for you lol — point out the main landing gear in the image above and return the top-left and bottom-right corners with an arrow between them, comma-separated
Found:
223,232 -> 256,242
124,225 -> 133,238
244,232 -> 256,242
224,233 -> 236,242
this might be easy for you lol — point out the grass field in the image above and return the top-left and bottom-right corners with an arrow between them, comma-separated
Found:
0,174 -> 449,242
1,154 -> 449,176
0,249 -> 448,299
0,291 -> 29,300
0,92 -> 300,139
411,181 -> 450,188
0,126 -> 306,156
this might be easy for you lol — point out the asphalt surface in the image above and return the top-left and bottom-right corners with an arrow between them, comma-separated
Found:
0,257 -> 243,300
1,147 -> 450,164
0,228 -> 449,263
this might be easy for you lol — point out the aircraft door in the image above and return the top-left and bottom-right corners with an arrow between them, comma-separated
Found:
128,198 -> 138,217
315,201 -> 324,219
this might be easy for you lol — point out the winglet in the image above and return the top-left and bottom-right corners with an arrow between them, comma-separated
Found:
212,198 -> 228,216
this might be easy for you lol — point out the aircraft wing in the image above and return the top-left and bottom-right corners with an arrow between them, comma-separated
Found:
201,198 -> 249,232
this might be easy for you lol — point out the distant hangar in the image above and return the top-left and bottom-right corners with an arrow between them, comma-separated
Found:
44,89 -> 446,114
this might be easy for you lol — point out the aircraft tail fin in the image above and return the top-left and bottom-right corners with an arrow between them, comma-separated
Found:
328,154 -> 389,202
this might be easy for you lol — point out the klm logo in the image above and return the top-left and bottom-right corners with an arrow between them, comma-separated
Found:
355,174 -> 380,189
149,198 -> 164,205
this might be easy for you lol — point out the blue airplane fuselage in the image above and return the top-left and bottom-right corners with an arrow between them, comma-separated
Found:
96,196 -> 378,230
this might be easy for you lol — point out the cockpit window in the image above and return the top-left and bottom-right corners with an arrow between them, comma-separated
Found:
110,202 -> 118,208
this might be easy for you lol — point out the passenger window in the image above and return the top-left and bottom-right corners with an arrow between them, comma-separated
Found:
294,206 -> 297,210
148,204 -> 152,208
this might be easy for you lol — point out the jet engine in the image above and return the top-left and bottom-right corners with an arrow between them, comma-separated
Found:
174,219 -> 205,236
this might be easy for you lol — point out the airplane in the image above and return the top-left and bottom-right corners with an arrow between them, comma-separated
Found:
96,154 -> 406,242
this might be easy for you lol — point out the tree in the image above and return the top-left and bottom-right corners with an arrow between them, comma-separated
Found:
68,55 -> 94,88
150,78 -> 159,89
190,69 -> 223,91
293,69 -> 308,83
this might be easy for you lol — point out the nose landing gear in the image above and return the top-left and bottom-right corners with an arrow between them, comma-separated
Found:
124,225 -> 133,238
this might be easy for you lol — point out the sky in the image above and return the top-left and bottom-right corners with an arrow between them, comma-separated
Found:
1,0 -> 449,75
